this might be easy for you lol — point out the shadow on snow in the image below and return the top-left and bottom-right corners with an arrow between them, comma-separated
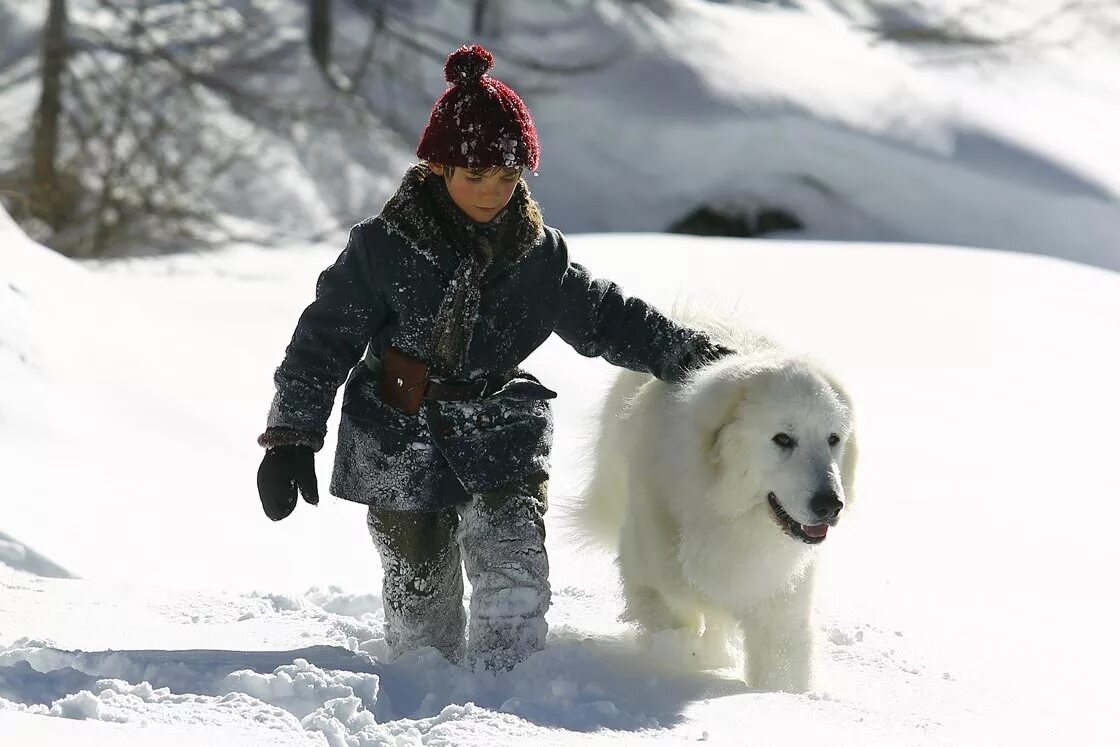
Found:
0,638 -> 750,732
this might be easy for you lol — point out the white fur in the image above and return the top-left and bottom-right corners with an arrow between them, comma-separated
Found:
576,308 -> 858,692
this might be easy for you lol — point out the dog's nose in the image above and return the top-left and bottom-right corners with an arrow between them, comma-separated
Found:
809,489 -> 843,522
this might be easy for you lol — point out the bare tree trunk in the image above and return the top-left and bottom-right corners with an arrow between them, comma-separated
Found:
31,0 -> 68,228
471,0 -> 488,36
309,0 -> 333,84
471,0 -> 502,37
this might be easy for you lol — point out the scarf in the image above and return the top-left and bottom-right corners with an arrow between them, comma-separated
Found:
377,165 -> 545,377
426,175 -> 510,376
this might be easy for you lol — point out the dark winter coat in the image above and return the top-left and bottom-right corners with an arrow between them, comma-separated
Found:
260,166 -> 716,511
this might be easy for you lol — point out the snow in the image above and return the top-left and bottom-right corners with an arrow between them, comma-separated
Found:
4,205 -> 1120,743
489,0 -> 1120,270
4,1 -> 1120,744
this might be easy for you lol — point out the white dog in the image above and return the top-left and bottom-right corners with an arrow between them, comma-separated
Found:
576,312 -> 858,692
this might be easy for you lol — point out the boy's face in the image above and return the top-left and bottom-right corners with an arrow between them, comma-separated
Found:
429,163 -> 522,223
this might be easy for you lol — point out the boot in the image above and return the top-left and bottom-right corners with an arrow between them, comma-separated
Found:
368,506 -> 466,663
458,473 -> 551,672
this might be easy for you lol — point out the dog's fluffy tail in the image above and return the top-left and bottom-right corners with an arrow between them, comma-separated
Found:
574,441 -> 630,548
570,369 -> 650,548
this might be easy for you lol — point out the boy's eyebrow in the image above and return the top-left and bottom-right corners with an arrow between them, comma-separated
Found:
466,166 -> 523,177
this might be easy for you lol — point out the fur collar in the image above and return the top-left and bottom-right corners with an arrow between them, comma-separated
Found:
378,164 -> 545,274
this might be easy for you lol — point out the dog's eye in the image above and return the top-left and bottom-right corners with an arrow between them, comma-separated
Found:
772,433 -> 796,448
828,433 -> 840,447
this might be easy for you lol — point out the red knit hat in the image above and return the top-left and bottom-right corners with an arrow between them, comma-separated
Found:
416,44 -> 540,171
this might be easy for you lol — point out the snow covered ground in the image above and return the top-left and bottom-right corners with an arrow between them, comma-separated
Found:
4,1 -> 1120,743
3,201 -> 1120,744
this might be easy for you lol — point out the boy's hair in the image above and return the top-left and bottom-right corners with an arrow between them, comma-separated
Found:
423,162 -> 523,181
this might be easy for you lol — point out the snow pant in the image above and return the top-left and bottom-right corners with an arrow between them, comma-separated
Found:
367,471 -> 550,671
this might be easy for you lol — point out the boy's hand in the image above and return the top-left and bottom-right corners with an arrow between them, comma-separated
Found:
700,340 -> 737,363
257,445 -> 319,521
682,337 -> 737,374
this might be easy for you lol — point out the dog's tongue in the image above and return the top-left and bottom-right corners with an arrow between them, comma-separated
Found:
801,523 -> 828,538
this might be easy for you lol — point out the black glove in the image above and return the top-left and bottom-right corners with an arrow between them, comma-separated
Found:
676,337 -> 737,379
699,340 -> 737,364
256,444 -> 319,521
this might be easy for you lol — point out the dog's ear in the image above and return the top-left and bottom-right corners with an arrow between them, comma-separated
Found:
839,426 -> 858,507
696,374 -> 756,517
822,371 -> 859,506
691,357 -> 788,465
685,366 -> 750,466
710,408 -> 745,468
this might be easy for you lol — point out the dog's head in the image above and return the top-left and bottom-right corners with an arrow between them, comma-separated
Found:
692,356 -> 858,545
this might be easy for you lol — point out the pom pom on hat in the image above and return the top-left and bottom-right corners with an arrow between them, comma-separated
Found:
416,44 -> 540,171
444,44 -> 493,84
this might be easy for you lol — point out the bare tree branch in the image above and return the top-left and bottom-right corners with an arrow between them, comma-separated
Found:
30,0 -> 70,229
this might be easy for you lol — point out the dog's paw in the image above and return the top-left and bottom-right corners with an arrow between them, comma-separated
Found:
640,627 -> 738,672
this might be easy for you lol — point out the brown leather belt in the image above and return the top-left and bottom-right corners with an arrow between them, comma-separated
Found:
367,345 -> 509,414
426,372 -> 509,401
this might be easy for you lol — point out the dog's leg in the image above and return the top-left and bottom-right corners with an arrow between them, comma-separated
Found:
740,569 -> 816,692
694,613 -> 738,669
624,582 -> 722,670
617,506 -> 701,634
621,583 -> 700,633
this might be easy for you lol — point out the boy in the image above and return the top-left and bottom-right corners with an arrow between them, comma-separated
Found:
257,44 -> 731,672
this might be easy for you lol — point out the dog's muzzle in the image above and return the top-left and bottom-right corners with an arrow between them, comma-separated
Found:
768,492 -> 836,545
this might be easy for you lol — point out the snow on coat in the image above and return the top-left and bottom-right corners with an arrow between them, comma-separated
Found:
261,165 -> 714,511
